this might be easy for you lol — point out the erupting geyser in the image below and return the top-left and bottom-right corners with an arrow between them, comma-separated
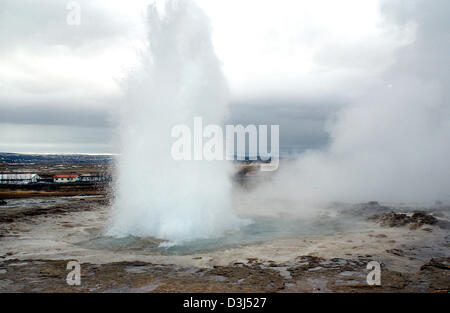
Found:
107,0 -> 247,245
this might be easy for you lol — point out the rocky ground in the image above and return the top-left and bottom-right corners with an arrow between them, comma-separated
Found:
0,255 -> 448,293
0,196 -> 109,225
0,197 -> 449,293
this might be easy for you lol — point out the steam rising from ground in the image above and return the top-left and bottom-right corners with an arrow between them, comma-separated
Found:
248,1 -> 450,208
108,0 -> 246,244
253,79 -> 450,207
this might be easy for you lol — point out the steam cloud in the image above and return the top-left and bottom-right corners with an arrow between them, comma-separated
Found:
249,0 -> 450,208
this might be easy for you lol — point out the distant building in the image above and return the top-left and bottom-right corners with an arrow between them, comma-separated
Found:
0,173 -> 41,185
79,173 -> 109,183
53,174 -> 79,183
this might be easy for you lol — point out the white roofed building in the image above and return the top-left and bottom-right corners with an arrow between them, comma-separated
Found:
0,173 -> 41,185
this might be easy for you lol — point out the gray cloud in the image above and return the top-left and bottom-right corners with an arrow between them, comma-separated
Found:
0,102 -> 113,128
0,0 -> 140,153
0,0 -> 132,52
228,97 -> 344,155
0,0 -> 449,157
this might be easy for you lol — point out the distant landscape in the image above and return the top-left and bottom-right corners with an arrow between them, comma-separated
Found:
0,153 -> 114,199
0,152 -> 115,165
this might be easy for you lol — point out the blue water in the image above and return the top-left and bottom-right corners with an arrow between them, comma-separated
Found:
77,214 -> 366,255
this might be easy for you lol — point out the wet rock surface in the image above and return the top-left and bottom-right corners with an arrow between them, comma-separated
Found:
0,256 -> 448,293
368,212 -> 438,229
420,258 -> 450,271
0,197 -> 108,223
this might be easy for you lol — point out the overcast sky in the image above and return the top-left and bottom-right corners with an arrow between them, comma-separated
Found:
0,0 -> 448,154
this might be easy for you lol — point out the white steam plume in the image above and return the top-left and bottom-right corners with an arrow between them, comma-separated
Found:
108,0 -> 246,244
247,1 -> 450,209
